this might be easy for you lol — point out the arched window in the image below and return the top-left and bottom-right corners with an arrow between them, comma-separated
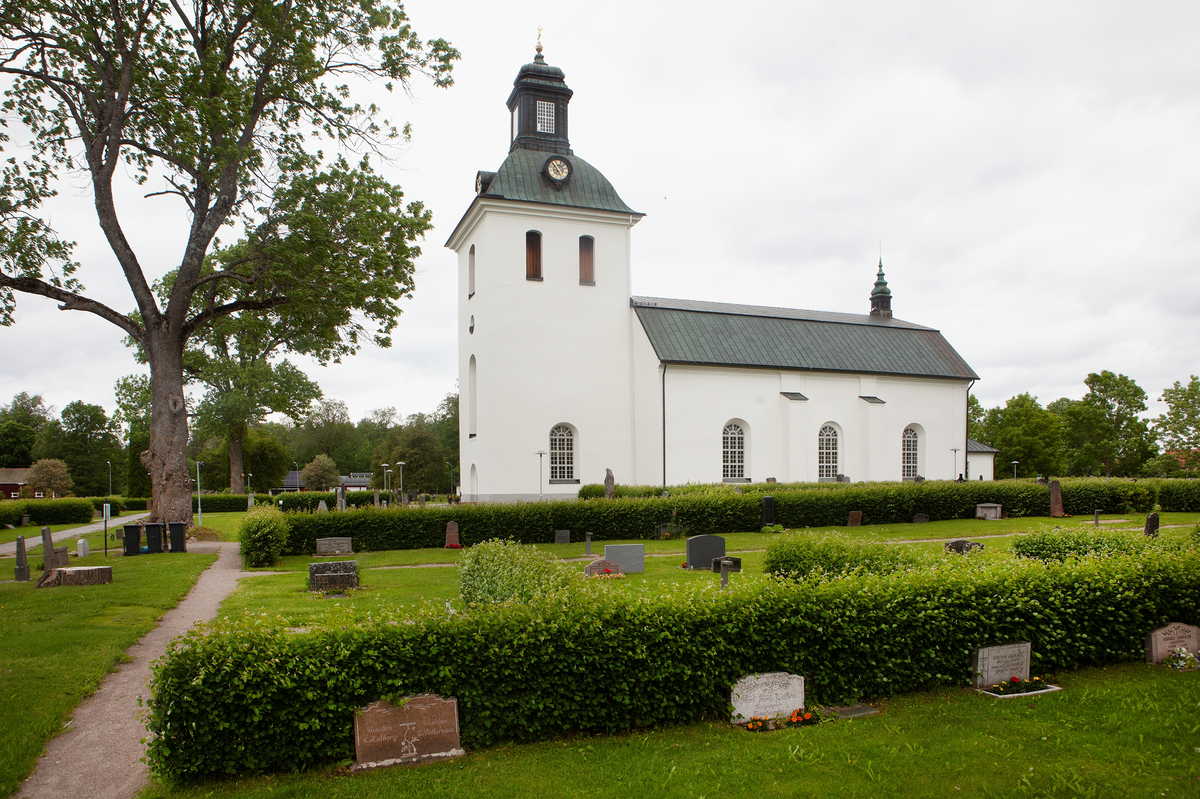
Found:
579,236 -> 594,284
468,355 -> 477,438
550,424 -> 574,481
468,244 -> 476,297
722,423 -> 745,480
902,427 -> 919,480
526,231 -> 542,280
818,425 -> 838,481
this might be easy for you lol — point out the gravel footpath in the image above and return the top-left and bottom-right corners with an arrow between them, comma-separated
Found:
15,541 -> 278,799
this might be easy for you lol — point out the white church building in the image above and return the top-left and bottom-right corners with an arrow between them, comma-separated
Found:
447,49 -> 993,502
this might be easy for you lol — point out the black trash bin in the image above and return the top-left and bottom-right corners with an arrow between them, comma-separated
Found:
123,524 -> 141,556
144,523 -> 164,553
168,522 -> 187,553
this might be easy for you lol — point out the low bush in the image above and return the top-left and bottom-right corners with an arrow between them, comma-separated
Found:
146,549 -> 1200,781
237,506 -> 291,568
0,501 -> 26,526
125,497 -> 148,511
1012,526 -> 1191,562
458,539 -> 578,605
17,498 -> 96,525
89,496 -> 125,516
764,531 -> 925,578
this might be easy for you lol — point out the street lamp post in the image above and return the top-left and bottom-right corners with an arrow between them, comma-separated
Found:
535,451 -> 547,500
106,460 -> 112,497
950,448 -> 961,480
397,462 -> 406,504
247,473 -> 252,496
1012,460 -> 1019,480
446,461 -> 452,500
292,461 -> 299,491
196,461 -> 205,526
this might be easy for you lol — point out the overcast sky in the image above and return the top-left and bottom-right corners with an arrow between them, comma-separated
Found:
3,0 -> 1199,428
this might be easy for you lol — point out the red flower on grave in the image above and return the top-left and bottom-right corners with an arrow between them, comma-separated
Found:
604,568 -> 612,573
681,562 -> 687,568
1011,676 -> 1020,683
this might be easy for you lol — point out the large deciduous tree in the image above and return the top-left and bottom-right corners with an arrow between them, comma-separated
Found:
1155,375 -> 1200,473
33,401 -> 124,496
985,393 -> 1063,478
1060,371 -> 1155,477
0,0 -> 456,522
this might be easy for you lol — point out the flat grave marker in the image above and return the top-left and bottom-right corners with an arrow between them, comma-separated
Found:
1145,622 -> 1200,665
976,503 -> 1002,520
731,672 -> 806,722
975,642 -> 1031,689
352,695 -> 464,772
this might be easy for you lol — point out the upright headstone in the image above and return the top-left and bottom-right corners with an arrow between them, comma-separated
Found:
913,475 -> 925,484
554,530 -> 570,545
445,522 -> 460,548
761,496 -> 775,526
974,642 -> 1031,689
913,513 -> 930,524
847,511 -> 863,527
317,500 -> 329,513
14,535 -> 29,582
585,531 -> 592,555
337,487 -> 346,512
584,558 -> 623,577
975,503 -> 1002,520
604,468 -> 615,499
604,544 -> 644,574
352,695 -> 464,772
661,491 -> 669,499
315,537 -> 353,555
685,535 -> 725,570
730,673 -> 806,721
76,538 -> 90,558
1145,622 -> 1200,665
1094,509 -> 1101,527
418,493 -> 426,508
1144,512 -> 1160,538
1049,480 -> 1065,517
732,486 -> 744,495
309,560 -> 358,592
40,526 -> 54,563
374,489 -> 380,508
247,494 -> 254,511
836,474 -> 849,483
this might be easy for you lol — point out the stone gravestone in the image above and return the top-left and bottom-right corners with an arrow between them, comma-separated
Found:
761,496 -> 775,526
316,500 -> 329,514
765,477 -> 777,484
685,535 -> 725,570
36,566 -> 113,589
585,531 -> 592,555
77,538 -> 90,558
711,556 -> 742,573
604,544 -> 644,574
584,558 -> 623,577
975,503 -> 1002,520
418,494 -> 426,508
337,487 -> 346,512
554,530 -> 570,545
445,521 -> 460,548
730,672 -> 806,722
945,539 -> 984,554
315,537 -> 353,555
374,489 -> 380,508
1145,622 -> 1200,665
913,513 -> 930,524
975,642 -> 1031,689
1049,480 -> 1065,517
309,561 -> 358,592
604,468 -> 615,499
913,475 -> 925,484
847,511 -> 862,527
14,535 -> 30,582
352,695 -> 464,772
41,527 -> 69,570
732,486 -> 743,495
1144,512 -> 1160,538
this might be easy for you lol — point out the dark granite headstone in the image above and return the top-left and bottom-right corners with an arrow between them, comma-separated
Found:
309,560 -> 358,592
14,535 -> 29,582
912,513 -> 930,524
711,556 -> 742,573
352,695 -> 464,772
761,496 -> 775,526
604,468 -> 615,499
686,535 -> 725,570
445,522 -> 460,548
837,474 -> 849,483
1049,480 -> 1065,517
1144,512 -> 1160,538
847,511 -> 862,527
945,539 -> 984,554
554,529 -> 570,545
584,558 -> 623,577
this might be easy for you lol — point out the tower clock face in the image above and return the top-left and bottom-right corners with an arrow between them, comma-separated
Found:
544,157 -> 571,183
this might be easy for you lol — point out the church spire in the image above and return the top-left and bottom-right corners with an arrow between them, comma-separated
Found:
870,258 -> 892,318
506,40 -> 573,156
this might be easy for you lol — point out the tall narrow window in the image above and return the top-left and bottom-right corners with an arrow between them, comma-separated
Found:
818,425 -> 839,481
536,100 -> 555,133
550,425 -> 574,480
722,423 -> 745,480
902,427 -> 919,479
579,236 -> 594,284
526,231 -> 542,280
468,245 -> 476,298
468,356 -> 477,437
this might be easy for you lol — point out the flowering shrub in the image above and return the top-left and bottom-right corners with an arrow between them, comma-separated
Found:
785,707 -> 820,726
980,676 -> 1051,696
1163,646 -> 1199,670
237,505 -> 291,568
458,538 -> 578,606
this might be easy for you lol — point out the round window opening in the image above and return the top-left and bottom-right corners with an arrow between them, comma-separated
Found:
469,315 -> 475,334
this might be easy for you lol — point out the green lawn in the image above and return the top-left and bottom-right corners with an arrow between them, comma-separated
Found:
138,661 -> 1200,799
0,550 -> 216,796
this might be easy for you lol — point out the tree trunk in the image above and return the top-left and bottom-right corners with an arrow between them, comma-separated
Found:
139,337 -> 193,524
229,427 -> 245,494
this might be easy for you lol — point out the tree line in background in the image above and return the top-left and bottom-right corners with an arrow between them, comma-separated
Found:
0,387 -> 459,498
969,371 -> 1200,479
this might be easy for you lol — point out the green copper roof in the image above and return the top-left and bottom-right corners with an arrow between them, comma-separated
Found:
632,297 -> 978,380
479,149 -> 640,215
871,260 -> 891,297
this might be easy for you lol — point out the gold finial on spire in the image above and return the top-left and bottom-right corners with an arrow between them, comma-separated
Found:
536,26 -> 543,54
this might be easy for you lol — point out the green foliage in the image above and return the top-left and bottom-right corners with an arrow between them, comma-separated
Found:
25,458 -> 73,496
301,454 -> 340,492
1155,375 -> 1200,473
1012,526 -> 1180,562
238,506 -> 292,568
193,494 -> 273,513
0,419 -> 36,468
764,531 -> 924,578
14,497 -> 95,525
984,393 -> 1063,477
371,415 -> 450,494
0,501 -> 25,526
88,496 -> 124,516
458,539 -> 578,606
146,549 -> 1200,780
31,401 -> 123,496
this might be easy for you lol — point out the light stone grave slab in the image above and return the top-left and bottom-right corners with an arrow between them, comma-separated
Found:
77,538 -> 90,558
731,672 -> 805,722
604,544 -> 644,574
315,537 -> 353,555
353,695 -> 464,772
976,503 -> 1002,520
975,642 -> 1031,689
1146,622 -> 1200,665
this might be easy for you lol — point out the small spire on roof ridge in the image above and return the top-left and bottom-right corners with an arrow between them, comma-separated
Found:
870,258 -> 892,318
871,261 -> 890,296
535,26 -> 544,58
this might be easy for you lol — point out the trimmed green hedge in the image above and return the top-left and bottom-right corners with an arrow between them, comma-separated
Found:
146,549 -> 1200,781
125,497 -> 148,511
2,498 -> 97,525
274,491 -> 377,512
764,531 -> 924,578
88,496 -> 124,516
1011,527 -> 1190,562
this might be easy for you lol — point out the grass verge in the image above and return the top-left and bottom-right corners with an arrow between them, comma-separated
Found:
0,550 -> 217,795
